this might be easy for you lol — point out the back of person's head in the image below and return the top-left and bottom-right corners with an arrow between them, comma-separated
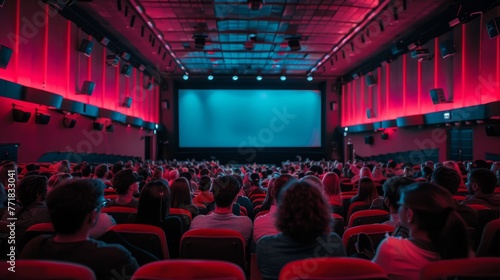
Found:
168,169 -> 179,181
179,171 -> 192,182
47,179 -> 104,235
152,166 -> 164,180
47,173 -> 73,192
474,159 -> 490,169
372,166 -> 385,181
170,177 -> 192,207
401,182 -> 469,259
322,172 -> 341,196
382,176 -> 415,210
300,175 -> 322,191
468,168 -> 497,194
95,164 -> 109,179
81,164 -> 92,177
200,168 -> 210,177
17,175 -> 48,207
249,173 -> 260,186
57,160 -> 71,173
136,180 -> 170,224
112,162 -> 123,175
273,174 -> 297,203
356,177 -> 378,204
359,167 -> 373,179
422,166 -> 433,179
112,169 -> 140,195
387,161 -> 397,169
198,176 -> 212,191
432,166 -> 461,194
276,180 -> 331,243
212,175 -> 240,207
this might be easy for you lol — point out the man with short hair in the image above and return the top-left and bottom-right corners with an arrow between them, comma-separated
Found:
107,169 -> 140,208
190,175 -> 252,244
20,179 -> 138,279
432,166 -> 478,228
462,168 -> 500,215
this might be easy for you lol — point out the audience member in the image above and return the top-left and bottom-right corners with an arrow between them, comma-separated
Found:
257,180 -> 346,280
372,165 -> 385,183
254,174 -> 297,242
170,177 -> 199,218
107,169 -> 141,208
47,173 -> 73,192
462,168 -> 500,215
322,172 -> 342,207
192,176 -> 214,205
431,167 -> 478,228
370,176 -> 415,238
94,164 -> 111,185
190,175 -> 252,244
372,182 -> 470,280
20,179 -> 139,279
1,175 -> 51,237
351,177 -> 379,205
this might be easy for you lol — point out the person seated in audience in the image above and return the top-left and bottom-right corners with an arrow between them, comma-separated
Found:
351,166 -> 372,184
443,161 -> 465,187
403,166 -> 413,178
81,164 -> 92,179
190,175 -> 252,244
20,178 -> 139,279
167,168 -> 179,185
257,180 -> 346,280
170,177 -> 199,218
107,169 -> 140,208
370,176 -> 415,238
372,182 -> 470,280
372,165 -> 386,183
462,168 -> 500,215
350,177 -> 379,205
490,161 -> 500,186
57,160 -> 71,173
151,166 -> 165,181
1,175 -> 51,237
415,165 -> 433,182
254,174 -> 297,243
112,161 -> 124,176
94,164 -> 111,185
247,172 -> 266,197
431,167 -> 478,228
192,175 -> 214,205
386,160 -> 403,177
135,180 -> 172,225
47,173 -> 73,192
322,172 -> 342,207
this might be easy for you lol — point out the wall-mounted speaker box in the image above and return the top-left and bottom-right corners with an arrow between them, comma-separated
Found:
381,133 -> 389,140
486,17 -> 500,39
366,108 -> 375,119
121,64 -> 132,77
12,109 -> 31,122
365,135 -> 374,145
122,97 -> 133,108
63,117 -> 76,128
0,45 -> 13,69
78,39 -> 94,57
81,81 -> 95,95
35,113 -> 50,125
365,74 -> 376,86
106,124 -> 115,133
439,40 -> 456,58
429,88 -> 452,104
485,125 -> 500,137
93,122 -> 103,131
330,101 -> 337,111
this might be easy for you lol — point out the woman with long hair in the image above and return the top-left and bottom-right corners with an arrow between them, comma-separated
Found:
170,177 -> 199,218
136,180 -> 170,225
351,177 -> 379,205
322,172 -> 342,207
373,182 -> 470,279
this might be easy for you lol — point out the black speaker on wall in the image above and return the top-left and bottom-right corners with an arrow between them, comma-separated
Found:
12,109 -> 31,123
429,88 -> 452,104
35,113 -> 51,125
0,45 -> 13,69
93,122 -> 104,131
122,97 -> 133,108
78,39 -> 94,57
439,40 -> 456,58
381,133 -> 389,140
365,135 -> 374,145
80,81 -> 95,95
366,108 -> 375,119
486,17 -> 500,39
485,125 -> 500,137
365,74 -> 376,86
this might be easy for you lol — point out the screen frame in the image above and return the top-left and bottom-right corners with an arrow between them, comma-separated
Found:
172,80 -> 327,161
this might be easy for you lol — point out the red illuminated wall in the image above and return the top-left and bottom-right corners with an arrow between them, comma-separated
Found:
341,14 -> 500,161
0,1 -> 160,162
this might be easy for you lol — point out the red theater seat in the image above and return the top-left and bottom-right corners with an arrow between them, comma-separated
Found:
131,260 -> 245,280
0,260 -> 95,280
420,257 -> 500,279
342,224 -> 394,256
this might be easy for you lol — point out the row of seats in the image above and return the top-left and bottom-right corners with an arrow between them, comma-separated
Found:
2,257 -> 500,280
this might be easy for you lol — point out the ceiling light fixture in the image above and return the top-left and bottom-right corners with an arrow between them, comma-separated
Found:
247,0 -> 263,11
207,75 -> 214,80
307,76 -> 313,82
232,75 -> 239,81
256,75 -> 262,81
183,74 -> 189,80
280,75 -> 286,81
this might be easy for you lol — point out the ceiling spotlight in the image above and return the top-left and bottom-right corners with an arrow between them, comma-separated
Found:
232,75 -> 238,81
256,75 -> 262,81
280,75 -> 286,81
307,76 -> 313,81
183,74 -> 189,80
345,127 -> 349,132
247,0 -> 263,11
208,75 -> 214,80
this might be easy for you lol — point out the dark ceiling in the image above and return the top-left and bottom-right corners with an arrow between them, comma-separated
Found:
58,0 -> 482,80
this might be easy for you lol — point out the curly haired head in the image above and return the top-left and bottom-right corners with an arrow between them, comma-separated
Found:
276,180 -> 331,243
